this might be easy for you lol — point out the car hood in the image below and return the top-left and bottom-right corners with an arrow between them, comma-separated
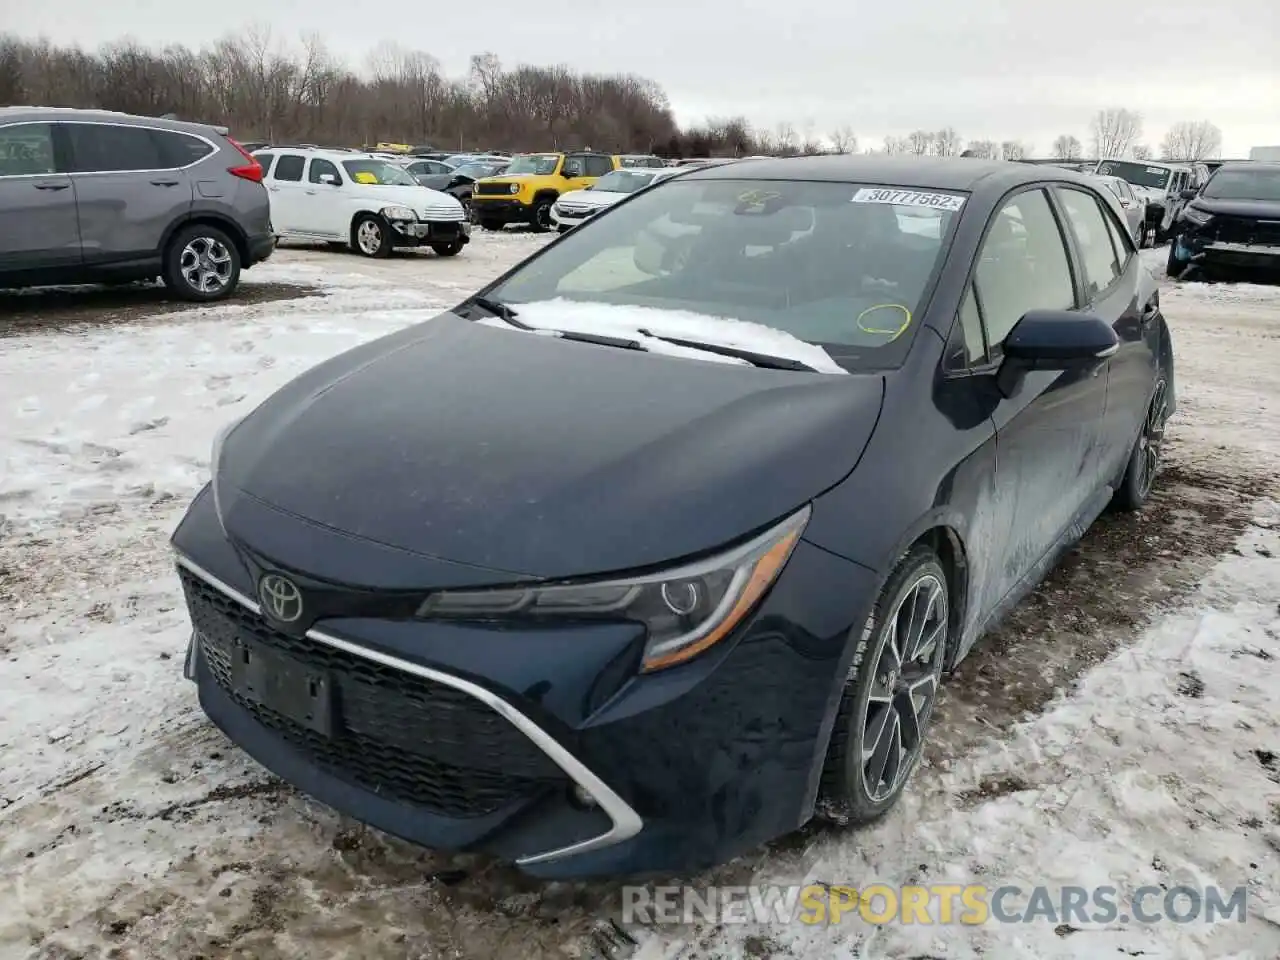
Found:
1190,197 -> 1280,219
559,189 -> 626,208
215,313 -> 884,586
362,183 -> 460,212
1131,184 -> 1166,204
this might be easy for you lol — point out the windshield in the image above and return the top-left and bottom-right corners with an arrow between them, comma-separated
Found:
485,179 -> 963,370
1201,168 -> 1280,202
592,170 -> 658,193
341,159 -> 418,187
1095,161 -> 1171,190
505,154 -> 561,176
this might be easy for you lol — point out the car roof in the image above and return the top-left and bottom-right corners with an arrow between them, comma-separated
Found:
0,105 -> 227,135
679,155 -> 1101,192
256,146 -> 384,163
1213,161 -> 1280,174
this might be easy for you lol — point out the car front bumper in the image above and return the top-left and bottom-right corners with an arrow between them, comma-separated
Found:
1176,230 -> 1280,271
386,219 -> 471,247
172,485 -> 875,878
550,206 -> 601,230
470,198 -> 534,225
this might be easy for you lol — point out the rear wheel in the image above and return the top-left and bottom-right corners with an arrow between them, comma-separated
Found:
431,241 -> 464,257
352,214 -> 392,258
817,546 -> 948,825
1114,378 -> 1169,512
162,224 -> 241,302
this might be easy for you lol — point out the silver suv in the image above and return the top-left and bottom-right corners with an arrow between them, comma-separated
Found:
0,107 -> 274,301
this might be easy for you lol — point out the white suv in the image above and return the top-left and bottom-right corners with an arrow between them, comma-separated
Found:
253,147 -> 470,258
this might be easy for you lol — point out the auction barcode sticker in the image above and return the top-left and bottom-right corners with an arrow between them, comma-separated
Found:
851,188 -> 966,212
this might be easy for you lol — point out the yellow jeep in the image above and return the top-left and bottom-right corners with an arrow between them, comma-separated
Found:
471,152 -> 620,232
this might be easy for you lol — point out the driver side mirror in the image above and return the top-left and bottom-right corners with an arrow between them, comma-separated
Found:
1179,188 -> 1198,200
996,310 -> 1118,398
319,173 -> 340,186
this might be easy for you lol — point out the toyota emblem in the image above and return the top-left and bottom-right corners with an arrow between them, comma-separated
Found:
259,574 -> 304,623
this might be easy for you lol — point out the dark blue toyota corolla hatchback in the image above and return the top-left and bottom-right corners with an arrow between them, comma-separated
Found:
173,157 -> 1174,878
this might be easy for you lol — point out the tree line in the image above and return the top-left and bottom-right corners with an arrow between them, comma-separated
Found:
0,32 -> 1227,162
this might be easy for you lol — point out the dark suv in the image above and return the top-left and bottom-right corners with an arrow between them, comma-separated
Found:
0,107 -> 274,301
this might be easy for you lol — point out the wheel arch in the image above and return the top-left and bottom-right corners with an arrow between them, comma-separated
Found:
161,213 -> 249,265
900,523 -> 970,671
532,188 -> 560,205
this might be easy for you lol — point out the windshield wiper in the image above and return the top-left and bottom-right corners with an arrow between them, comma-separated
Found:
467,297 -> 644,350
636,329 -> 819,371
467,295 -> 533,329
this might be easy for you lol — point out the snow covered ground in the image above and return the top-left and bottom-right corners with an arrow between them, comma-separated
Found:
1,238 -> 1278,960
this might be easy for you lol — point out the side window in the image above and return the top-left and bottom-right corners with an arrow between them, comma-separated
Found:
957,287 -> 987,365
0,123 -> 57,176
151,130 -> 214,168
584,155 -> 614,177
308,157 -> 341,183
255,152 -> 275,177
1057,188 -> 1122,297
562,156 -> 585,177
64,123 -> 164,173
273,154 -> 305,182
973,189 -> 1075,350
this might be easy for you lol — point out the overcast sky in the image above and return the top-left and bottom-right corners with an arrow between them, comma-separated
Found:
12,0 -> 1280,156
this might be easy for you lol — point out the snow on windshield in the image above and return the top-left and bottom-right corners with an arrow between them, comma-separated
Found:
497,297 -> 849,374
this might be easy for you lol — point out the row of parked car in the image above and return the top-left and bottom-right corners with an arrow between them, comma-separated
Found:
1083,156 -> 1280,281
4,105 -> 1276,300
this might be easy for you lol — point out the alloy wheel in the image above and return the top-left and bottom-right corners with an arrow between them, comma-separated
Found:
860,573 -> 946,803
180,237 -> 233,294
1136,379 -> 1168,500
356,219 -> 383,255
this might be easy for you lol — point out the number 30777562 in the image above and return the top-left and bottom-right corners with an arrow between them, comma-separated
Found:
851,188 -> 966,212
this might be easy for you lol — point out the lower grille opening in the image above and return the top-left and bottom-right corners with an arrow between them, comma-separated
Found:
180,568 -> 570,818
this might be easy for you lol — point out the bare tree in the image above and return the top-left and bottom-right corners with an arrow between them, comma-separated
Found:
1051,134 -> 1083,160
1160,120 -> 1223,160
905,130 -> 932,155
882,135 -> 909,155
1090,107 -> 1143,159
1131,143 -> 1152,160
773,121 -> 798,155
929,127 -> 961,157
965,139 -> 999,159
1000,140 -> 1028,161
829,124 -> 857,154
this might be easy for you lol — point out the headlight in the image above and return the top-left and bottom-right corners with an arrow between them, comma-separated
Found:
382,205 -> 417,221
508,183 -> 520,195
1181,205 -> 1212,225
417,506 -> 810,672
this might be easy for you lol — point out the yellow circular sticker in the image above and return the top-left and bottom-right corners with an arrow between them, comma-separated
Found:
857,304 -> 912,339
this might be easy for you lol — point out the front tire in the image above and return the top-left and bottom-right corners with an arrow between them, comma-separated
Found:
1113,378 -> 1169,512
352,214 -> 393,259
162,224 -> 241,302
530,198 -> 554,233
431,241 -> 464,257
817,546 -> 949,825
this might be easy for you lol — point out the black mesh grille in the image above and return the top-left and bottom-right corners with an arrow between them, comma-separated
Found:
179,568 -> 567,818
474,181 -> 515,196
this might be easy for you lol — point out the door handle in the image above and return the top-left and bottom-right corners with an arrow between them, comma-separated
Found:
33,182 -> 69,191
150,179 -> 180,187
268,186 -> 280,192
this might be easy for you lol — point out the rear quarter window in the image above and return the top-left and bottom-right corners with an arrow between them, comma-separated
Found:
152,130 -> 214,168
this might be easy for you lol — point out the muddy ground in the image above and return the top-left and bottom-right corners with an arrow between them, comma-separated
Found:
2,244 -> 1279,960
